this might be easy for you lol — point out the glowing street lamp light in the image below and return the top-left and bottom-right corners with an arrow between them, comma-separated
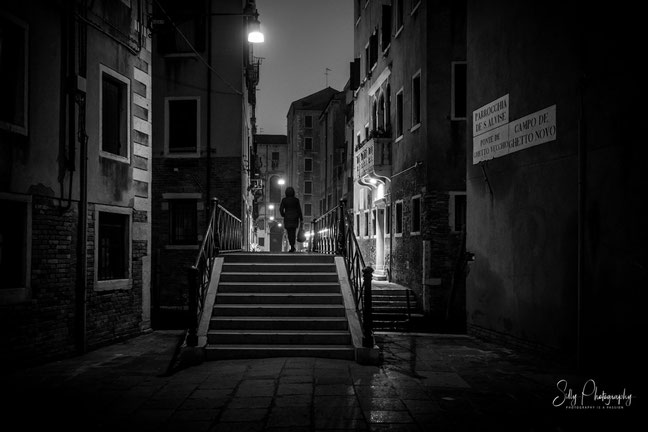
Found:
278,178 -> 286,186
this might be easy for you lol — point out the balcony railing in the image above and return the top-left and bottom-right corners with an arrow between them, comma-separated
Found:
186,198 -> 243,347
355,137 -> 391,180
311,199 -> 374,348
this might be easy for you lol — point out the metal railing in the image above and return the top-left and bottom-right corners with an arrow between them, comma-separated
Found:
311,199 -> 374,347
186,198 -> 243,347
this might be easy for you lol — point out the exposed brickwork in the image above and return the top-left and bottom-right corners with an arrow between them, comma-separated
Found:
1,197 -> 147,366
152,156 -> 243,311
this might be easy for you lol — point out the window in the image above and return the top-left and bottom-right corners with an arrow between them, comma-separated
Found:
305,158 -> 313,172
271,151 -> 280,169
0,194 -> 31,304
395,0 -> 404,33
356,132 -> 361,149
169,200 -> 197,245
100,66 -> 130,161
156,1 -> 205,54
385,85 -> 391,130
381,4 -> 392,51
365,43 -> 370,77
305,115 -> 313,128
304,137 -> 313,150
450,192 -> 467,231
355,213 -> 360,236
396,89 -> 404,138
411,195 -> 421,234
364,123 -> 369,140
0,13 -> 28,135
166,97 -> 199,155
412,72 -> 421,128
395,201 -> 403,235
363,211 -> 369,237
369,31 -> 378,70
304,181 -> 312,195
451,62 -> 467,120
258,237 -> 265,247
304,203 -> 312,216
385,204 -> 391,235
97,211 -> 129,282
269,175 -> 282,202
371,209 -> 376,236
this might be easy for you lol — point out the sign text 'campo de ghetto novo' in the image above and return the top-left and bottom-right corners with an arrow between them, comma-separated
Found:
472,94 -> 557,164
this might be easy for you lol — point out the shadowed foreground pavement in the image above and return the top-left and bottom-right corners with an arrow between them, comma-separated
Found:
2,330 -> 638,431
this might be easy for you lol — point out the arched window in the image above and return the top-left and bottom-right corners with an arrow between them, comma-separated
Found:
372,98 -> 378,134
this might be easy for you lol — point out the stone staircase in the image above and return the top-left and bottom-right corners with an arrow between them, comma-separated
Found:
205,253 -> 356,360
372,284 -> 422,332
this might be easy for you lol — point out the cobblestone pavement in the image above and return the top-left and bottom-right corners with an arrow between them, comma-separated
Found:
2,331 -> 638,431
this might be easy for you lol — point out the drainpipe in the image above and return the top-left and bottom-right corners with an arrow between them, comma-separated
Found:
74,0 -> 89,354
206,1 -> 212,217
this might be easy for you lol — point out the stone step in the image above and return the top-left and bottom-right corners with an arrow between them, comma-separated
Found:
224,253 -> 335,264
219,272 -> 339,283
204,344 -> 355,361
207,330 -> 352,345
212,304 -> 347,317
210,316 -> 349,331
222,263 -> 337,273
216,293 -> 343,305
218,282 -> 342,293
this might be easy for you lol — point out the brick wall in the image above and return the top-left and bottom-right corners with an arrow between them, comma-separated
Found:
152,156 -> 242,316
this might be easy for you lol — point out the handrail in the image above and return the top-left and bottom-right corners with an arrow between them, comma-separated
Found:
186,198 -> 243,347
312,199 -> 374,347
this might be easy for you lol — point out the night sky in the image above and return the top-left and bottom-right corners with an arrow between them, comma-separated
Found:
254,0 -> 353,135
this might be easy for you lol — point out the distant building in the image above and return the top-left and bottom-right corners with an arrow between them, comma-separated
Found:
352,0 -> 467,327
318,90 -> 347,214
1,0 -> 153,364
286,87 -> 339,248
253,134 -> 288,252
150,0 -> 260,324
466,0 -> 643,375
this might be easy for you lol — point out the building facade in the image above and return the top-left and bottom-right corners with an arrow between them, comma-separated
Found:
352,0 -> 467,328
318,90 -> 347,215
1,0 -> 153,365
286,87 -> 339,248
150,0 -> 259,325
252,134 -> 288,252
466,0 -> 643,375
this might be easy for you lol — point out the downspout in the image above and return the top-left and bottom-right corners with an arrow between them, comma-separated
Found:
206,2 -> 212,217
75,0 -> 89,354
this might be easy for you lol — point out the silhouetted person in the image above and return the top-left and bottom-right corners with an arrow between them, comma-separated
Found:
279,186 -> 303,253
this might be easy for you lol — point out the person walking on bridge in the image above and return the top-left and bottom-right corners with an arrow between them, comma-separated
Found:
279,186 -> 303,253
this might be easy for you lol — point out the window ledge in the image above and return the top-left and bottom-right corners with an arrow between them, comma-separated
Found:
100,151 -> 130,164
395,135 -> 404,143
411,2 -> 421,16
394,233 -> 403,238
165,244 -> 199,250
96,278 -> 132,291
394,26 -> 404,39
410,123 -> 421,133
163,152 -> 200,158
410,231 -> 421,236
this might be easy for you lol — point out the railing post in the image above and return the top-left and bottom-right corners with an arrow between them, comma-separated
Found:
337,199 -> 347,255
312,217 -> 319,253
186,266 -> 199,347
362,266 -> 374,347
